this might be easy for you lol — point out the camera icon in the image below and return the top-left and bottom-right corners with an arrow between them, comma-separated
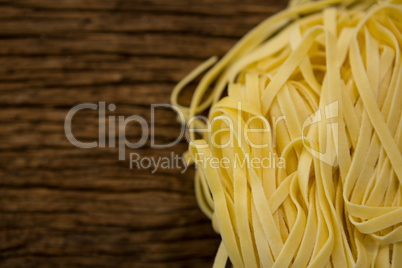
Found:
301,101 -> 339,167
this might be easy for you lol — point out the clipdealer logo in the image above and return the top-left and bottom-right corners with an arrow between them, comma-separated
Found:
64,101 -> 339,172
64,102 -> 186,160
64,102 -> 189,173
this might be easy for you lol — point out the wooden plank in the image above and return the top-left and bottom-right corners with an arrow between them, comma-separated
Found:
0,0 -> 287,15
0,0 -> 287,266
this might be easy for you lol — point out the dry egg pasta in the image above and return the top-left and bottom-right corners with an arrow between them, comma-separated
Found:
171,0 -> 402,267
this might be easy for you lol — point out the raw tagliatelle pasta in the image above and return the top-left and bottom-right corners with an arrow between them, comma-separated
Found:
171,0 -> 402,267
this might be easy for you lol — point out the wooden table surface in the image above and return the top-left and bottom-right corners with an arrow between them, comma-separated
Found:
0,0 -> 287,267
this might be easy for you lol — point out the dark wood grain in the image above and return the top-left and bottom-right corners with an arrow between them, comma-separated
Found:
0,0 -> 287,267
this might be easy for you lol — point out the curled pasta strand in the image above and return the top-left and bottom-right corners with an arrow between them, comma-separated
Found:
173,0 -> 402,267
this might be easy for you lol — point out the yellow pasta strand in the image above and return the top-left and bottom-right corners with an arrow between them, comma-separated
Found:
172,0 -> 402,267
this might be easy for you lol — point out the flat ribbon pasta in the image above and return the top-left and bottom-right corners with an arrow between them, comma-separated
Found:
172,0 -> 402,267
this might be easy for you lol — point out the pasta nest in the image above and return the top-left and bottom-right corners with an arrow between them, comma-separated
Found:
172,0 -> 402,267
